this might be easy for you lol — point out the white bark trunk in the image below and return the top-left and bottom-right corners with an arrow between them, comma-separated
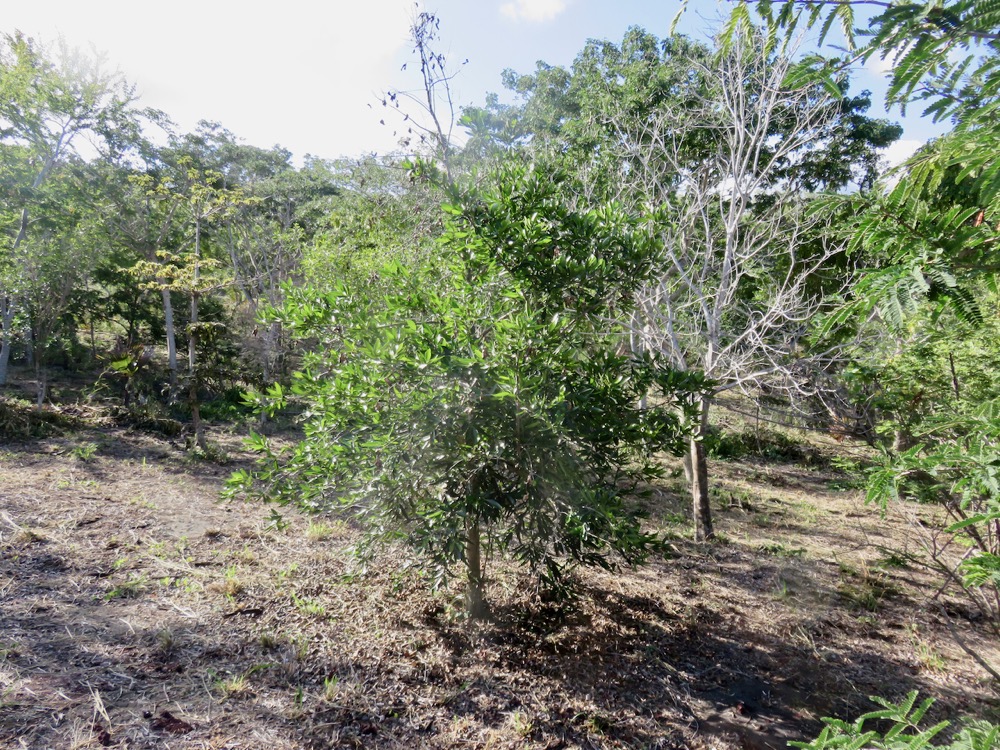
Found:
162,288 -> 177,397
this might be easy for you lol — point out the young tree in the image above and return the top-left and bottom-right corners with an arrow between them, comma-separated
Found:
131,159 -> 247,448
230,163 -> 701,618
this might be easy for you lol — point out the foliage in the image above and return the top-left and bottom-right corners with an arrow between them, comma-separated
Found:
842,299 -> 1000,448
867,400 -> 1000,630
466,22 -> 899,540
0,32 -> 140,387
734,0 -> 1000,680
0,395 -> 76,439
229,163 -> 703,616
792,691 -> 999,750
301,155 -> 441,298
741,0 -> 1000,329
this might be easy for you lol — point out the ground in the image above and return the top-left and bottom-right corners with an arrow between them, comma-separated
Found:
0,396 -> 997,749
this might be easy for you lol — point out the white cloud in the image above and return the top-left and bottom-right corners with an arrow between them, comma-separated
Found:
882,138 -> 925,168
500,0 -> 569,23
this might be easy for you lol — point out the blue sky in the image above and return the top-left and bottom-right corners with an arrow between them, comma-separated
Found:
6,0 -> 936,164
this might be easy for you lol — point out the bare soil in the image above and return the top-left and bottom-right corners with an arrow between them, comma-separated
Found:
0,407 -> 997,749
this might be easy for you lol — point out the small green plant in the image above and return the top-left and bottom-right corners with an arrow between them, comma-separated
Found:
70,442 -> 98,461
305,521 -> 336,542
773,577 -> 793,601
187,441 -> 230,465
215,672 -> 250,699
158,576 -> 202,594
794,501 -> 822,525
105,574 -> 147,600
265,508 -> 290,532
322,675 -> 341,702
210,565 -> 245,599
293,636 -> 310,662
275,562 -> 299,584
291,593 -> 326,618
908,625 -> 947,672
876,551 -> 912,570
214,664 -> 270,701
660,511 -> 690,527
155,627 -> 176,654
837,561 -> 898,612
578,711 -> 611,736
758,542 -> 806,558
827,456 -> 872,491
510,711 -> 534,738
233,545 -> 257,566
146,540 -> 168,557
792,691 -> 998,749
706,426 -> 822,465
224,565 -> 243,593
128,495 -> 156,510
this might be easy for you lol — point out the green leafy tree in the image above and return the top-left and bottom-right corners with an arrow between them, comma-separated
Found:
131,158 -> 248,448
733,0 -> 1000,679
229,163 -> 701,618
300,155 -> 441,300
0,32 -> 137,385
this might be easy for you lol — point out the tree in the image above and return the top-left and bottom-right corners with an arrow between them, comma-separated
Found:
229,163 -> 701,618
130,158 -> 248,448
465,26 -> 899,539
0,32 -> 136,384
630,29 -> 897,540
300,155 -> 442,299
734,0 -> 1000,677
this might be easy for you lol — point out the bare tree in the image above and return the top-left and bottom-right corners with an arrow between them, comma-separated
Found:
381,10 -> 466,179
617,30 -> 853,540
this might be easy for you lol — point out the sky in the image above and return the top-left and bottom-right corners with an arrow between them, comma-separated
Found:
6,0 -> 936,165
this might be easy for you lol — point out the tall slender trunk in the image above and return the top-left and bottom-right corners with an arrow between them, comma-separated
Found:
162,288 -> 177,397
690,394 -> 714,541
188,216 -> 206,451
0,299 -> 14,386
465,516 -> 489,620
34,357 -> 46,410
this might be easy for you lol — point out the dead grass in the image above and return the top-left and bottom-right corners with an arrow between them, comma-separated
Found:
0,410 -> 996,749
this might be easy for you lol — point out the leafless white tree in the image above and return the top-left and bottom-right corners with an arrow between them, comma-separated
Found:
614,30 -> 853,539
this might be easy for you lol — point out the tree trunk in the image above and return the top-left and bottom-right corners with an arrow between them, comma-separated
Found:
465,517 -> 489,621
188,300 -> 206,451
0,298 -> 14,386
34,360 -> 46,410
162,288 -> 177,397
690,395 -> 714,541
188,216 -> 206,452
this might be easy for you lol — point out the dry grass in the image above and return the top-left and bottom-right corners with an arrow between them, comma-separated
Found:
0,413 -> 996,749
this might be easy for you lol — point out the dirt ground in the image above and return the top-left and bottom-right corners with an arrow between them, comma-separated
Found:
0,406 -> 997,749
